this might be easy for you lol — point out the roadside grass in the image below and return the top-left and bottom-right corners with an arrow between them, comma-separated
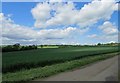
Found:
2,52 -> 118,83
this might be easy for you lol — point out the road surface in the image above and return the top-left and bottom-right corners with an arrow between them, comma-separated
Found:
36,56 -> 118,81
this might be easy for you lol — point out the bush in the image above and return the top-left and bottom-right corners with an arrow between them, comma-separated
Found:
2,45 -> 14,52
2,44 -> 37,52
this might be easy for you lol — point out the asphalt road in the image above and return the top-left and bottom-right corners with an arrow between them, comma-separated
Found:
38,56 -> 118,81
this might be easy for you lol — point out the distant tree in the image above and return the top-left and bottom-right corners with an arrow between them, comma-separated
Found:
97,43 -> 101,46
2,44 -> 37,52
21,46 -> 25,50
110,42 -> 114,46
41,45 -> 43,48
13,43 -> 20,51
2,45 -> 13,52
32,45 -> 37,49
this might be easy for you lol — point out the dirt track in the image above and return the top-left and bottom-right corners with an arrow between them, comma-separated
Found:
38,56 -> 118,81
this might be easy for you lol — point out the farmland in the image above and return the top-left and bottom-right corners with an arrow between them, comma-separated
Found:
3,52 -> 119,82
3,46 -> 118,73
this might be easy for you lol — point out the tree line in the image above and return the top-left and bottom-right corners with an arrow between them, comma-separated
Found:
1,42 -> 119,52
2,43 -> 37,52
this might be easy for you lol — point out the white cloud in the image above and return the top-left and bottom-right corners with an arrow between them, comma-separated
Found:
87,34 -> 97,38
113,2 -> 120,11
87,34 -> 118,43
99,21 -> 118,35
31,2 -> 51,28
87,21 -> 118,43
108,41 -> 116,43
1,0 -> 118,45
99,35 -> 118,42
1,13 -> 88,45
76,0 -> 117,26
31,0 -> 117,28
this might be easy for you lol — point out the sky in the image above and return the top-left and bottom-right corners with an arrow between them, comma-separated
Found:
0,0 -> 120,45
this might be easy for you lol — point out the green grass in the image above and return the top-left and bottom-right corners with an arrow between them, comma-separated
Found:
2,52 -> 118,82
3,46 -> 118,73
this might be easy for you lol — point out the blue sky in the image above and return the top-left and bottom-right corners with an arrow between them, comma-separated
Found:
1,0 -> 119,45
2,2 -> 37,27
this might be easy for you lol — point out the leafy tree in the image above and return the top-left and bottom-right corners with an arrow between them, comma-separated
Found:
97,43 -> 101,46
41,45 -> 43,48
13,43 -> 20,51
2,44 -> 37,52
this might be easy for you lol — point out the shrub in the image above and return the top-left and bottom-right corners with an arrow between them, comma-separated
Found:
2,44 -> 37,52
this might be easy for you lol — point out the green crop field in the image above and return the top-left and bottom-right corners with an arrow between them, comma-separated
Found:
3,52 -> 119,82
2,46 -> 118,73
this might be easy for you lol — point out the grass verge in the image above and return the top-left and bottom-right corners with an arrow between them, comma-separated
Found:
2,52 -> 119,83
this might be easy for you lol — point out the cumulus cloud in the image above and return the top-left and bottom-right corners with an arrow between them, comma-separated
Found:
99,21 -> 118,35
1,0 -> 118,45
1,13 -> 88,45
99,35 -> 118,42
87,21 -> 118,43
31,3 -> 51,28
31,0 -> 118,28
87,33 -> 118,43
